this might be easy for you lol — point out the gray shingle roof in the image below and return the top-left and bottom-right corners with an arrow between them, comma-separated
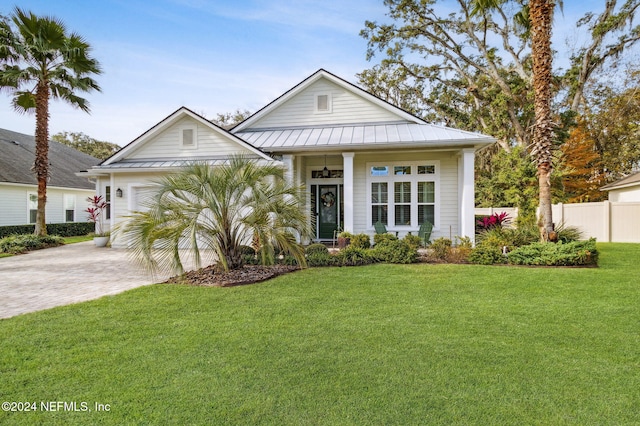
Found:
0,128 -> 100,189
600,171 -> 640,191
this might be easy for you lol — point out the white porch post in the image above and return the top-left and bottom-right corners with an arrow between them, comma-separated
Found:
342,152 -> 355,233
459,148 -> 476,243
282,154 -> 295,185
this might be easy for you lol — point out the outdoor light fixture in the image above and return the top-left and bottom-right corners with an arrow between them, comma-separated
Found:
116,188 -> 123,198
322,155 -> 330,178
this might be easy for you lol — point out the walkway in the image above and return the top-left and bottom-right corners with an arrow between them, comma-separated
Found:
0,241 -> 173,319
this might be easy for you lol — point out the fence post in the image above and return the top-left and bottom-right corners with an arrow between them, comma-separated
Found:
603,201 -> 611,242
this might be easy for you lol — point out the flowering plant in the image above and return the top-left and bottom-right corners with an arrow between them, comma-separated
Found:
477,212 -> 511,231
85,195 -> 108,236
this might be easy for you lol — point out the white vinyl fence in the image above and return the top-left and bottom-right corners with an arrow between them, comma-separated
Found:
476,201 -> 640,243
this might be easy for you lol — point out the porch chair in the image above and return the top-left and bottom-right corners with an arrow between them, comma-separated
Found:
374,221 -> 388,235
418,221 -> 433,247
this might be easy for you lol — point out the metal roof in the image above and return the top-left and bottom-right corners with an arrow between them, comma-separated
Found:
234,123 -> 495,151
88,156 -> 280,172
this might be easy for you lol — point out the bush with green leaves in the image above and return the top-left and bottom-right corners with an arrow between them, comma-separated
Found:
349,233 -> 371,249
305,243 -> 329,256
403,234 -> 422,251
430,237 -> 452,260
333,246 -> 375,266
0,222 -> 94,239
0,234 -> 64,254
373,233 -> 398,245
370,239 -> 418,264
468,244 -> 506,265
507,239 -> 598,266
306,252 -> 334,267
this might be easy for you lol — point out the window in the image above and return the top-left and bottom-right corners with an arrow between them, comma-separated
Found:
367,162 -> 438,228
181,125 -> 197,148
28,193 -> 37,224
394,182 -> 411,225
64,195 -> 76,222
315,92 -> 332,113
371,182 -> 388,225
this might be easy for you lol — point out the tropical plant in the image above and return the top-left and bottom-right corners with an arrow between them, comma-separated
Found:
85,195 -> 108,237
476,212 -> 512,231
119,157 -> 312,274
0,8 -> 101,236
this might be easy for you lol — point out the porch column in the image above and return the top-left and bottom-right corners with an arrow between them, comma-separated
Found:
342,152 -> 355,233
282,154 -> 295,185
459,148 -> 476,243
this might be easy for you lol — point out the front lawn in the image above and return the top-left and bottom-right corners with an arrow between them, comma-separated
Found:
1,244 -> 639,425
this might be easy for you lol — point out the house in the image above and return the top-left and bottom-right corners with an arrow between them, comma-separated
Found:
600,172 -> 640,202
0,128 -> 100,227
79,69 -> 495,247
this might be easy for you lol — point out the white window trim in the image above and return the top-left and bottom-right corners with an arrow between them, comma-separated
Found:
314,92 -> 332,114
63,194 -> 76,222
180,125 -> 198,149
27,191 -> 38,224
366,160 -> 440,231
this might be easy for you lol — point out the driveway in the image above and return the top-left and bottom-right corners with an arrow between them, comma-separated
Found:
0,241 -> 174,320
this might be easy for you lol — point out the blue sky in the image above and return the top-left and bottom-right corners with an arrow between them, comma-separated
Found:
0,0 -> 625,147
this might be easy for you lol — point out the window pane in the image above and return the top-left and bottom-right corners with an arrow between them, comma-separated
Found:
371,182 -> 388,203
371,166 -> 389,176
372,205 -> 388,225
29,194 -> 37,209
317,94 -> 329,111
394,166 -> 411,175
66,210 -> 74,222
394,182 -> 411,203
395,205 -> 411,225
30,210 -> 37,224
182,129 -> 194,146
418,205 -> 435,225
418,182 -> 435,203
418,165 -> 435,174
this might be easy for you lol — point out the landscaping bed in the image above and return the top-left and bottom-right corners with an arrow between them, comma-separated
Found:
165,264 -> 300,287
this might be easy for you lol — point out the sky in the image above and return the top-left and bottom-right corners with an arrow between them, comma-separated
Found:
0,0 -> 622,147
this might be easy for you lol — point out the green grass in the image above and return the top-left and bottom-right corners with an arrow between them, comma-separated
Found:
62,235 -> 93,244
1,244 -> 639,425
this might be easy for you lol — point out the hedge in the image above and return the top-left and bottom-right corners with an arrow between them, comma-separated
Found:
0,222 -> 94,238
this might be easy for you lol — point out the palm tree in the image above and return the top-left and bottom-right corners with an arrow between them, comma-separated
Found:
119,156 -> 313,275
0,8 -> 101,236
471,0 -> 557,240
529,0 -> 555,241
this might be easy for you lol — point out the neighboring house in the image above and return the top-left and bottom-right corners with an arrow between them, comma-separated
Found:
79,69 -> 494,247
600,172 -> 640,202
0,128 -> 100,227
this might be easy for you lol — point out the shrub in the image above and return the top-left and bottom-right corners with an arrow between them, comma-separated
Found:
468,244 -> 506,265
507,239 -> 598,266
0,234 -> 64,254
554,222 -> 583,243
350,233 -> 371,249
371,239 -> 418,264
476,226 -> 537,252
430,237 -> 452,260
476,212 -> 511,231
333,246 -> 375,266
307,252 -> 334,267
373,233 -> 398,245
305,243 -> 329,256
0,222 -> 94,238
403,234 -> 422,251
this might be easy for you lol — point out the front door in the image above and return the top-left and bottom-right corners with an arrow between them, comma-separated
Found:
318,185 -> 338,239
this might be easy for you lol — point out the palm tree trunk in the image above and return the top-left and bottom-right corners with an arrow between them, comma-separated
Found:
34,80 -> 50,236
530,0 -> 555,242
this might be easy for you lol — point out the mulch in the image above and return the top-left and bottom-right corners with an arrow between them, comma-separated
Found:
164,264 -> 301,287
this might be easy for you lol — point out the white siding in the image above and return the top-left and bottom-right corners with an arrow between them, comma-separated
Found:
609,186 -> 640,202
127,117 -> 255,160
251,80 -> 406,129
0,183 -> 93,226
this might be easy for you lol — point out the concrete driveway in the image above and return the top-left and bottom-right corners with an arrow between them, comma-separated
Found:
0,241 -> 174,319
